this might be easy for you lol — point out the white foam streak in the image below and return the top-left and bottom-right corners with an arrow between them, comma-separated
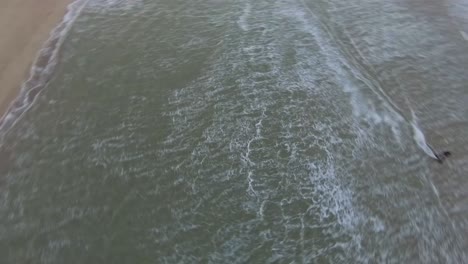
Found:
307,160 -> 359,231
237,3 -> 251,31
461,31 -> 468,41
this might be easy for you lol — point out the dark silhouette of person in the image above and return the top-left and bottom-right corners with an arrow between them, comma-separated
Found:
435,151 -> 451,164
428,144 -> 451,163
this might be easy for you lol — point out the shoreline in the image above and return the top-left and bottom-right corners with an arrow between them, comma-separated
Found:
0,0 -> 74,130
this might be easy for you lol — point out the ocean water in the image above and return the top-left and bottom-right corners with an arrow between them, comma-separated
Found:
1,0 -> 468,263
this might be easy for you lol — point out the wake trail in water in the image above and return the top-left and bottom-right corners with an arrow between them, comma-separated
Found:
297,0 -> 440,158
409,107 -> 437,159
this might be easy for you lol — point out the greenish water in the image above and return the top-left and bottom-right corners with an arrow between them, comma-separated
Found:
1,0 -> 468,263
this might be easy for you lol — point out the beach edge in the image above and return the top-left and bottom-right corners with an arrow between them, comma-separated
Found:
0,0 -> 88,134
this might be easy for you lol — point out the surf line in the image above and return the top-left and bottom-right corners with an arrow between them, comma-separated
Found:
0,0 -> 90,137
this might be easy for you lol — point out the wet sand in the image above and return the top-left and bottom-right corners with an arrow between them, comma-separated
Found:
0,0 -> 71,117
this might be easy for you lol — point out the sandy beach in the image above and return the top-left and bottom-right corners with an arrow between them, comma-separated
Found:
0,0 -> 71,117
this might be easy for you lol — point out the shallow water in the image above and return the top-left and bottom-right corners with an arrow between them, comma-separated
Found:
1,0 -> 468,263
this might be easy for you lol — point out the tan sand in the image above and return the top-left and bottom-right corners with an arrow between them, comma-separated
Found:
0,0 -> 71,116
